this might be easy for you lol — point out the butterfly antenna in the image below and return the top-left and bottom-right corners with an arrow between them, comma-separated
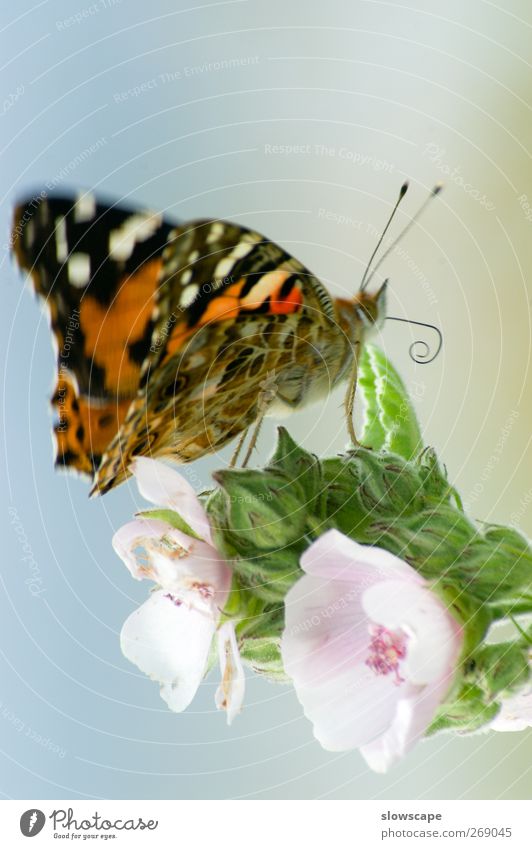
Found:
359,181 -> 409,291
363,182 -> 443,291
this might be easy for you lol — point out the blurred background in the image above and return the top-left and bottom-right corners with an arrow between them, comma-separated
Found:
1,0 -> 532,800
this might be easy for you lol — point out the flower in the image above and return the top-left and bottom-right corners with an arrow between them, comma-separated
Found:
113,457 -> 245,722
491,679 -> 532,732
281,529 -> 463,772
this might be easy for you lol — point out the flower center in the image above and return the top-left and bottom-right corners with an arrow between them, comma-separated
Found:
365,624 -> 408,685
133,535 -> 192,578
190,581 -> 214,600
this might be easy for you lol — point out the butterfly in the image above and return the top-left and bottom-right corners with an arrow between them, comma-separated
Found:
11,183 -> 438,495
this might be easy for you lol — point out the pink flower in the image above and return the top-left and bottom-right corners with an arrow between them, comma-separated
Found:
113,457 -> 245,722
491,677 -> 532,732
281,529 -> 463,772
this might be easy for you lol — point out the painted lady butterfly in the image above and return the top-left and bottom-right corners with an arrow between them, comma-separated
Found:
11,184 -> 438,495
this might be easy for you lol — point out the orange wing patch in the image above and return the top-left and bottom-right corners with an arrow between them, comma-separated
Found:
52,259 -> 163,476
237,270 -> 303,313
52,375 -> 132,475
80,258 -> 163,395
161,323 -> 195,362
159,272 -> 303,366
12,193 -> 175,481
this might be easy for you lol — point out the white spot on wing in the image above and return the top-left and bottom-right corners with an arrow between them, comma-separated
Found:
55,216 -> 68,262
180,269 -> 193,285
74,192 -> 96,223
231,240 -> 253,260
180,284 -> 199,308
68,253 -> 91,288
108,212 -> 162,261
109,231 -> 132,261
206,222 -> 225,244
214,257 -> 235,281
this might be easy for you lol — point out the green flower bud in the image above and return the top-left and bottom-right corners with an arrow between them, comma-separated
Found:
470,642 -> 530,700
429,683 -> 500,734
237,607 -> 287,682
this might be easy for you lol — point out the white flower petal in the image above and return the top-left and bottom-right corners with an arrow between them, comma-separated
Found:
359,696 -> 415,773
147,539 -> 232,613
131,456 -> 212,542
491,684 -> 532,732
295,667 -> 404,751
283,573 -> 404,749
113,519 -> 231,611
215,621 -> 245,724
283,573 -> 369,684
301,529 -> 424,585
362,580 -> 461,685
112,518 -> 171,580
284,530 -> 463,765
121,590 -> 215,712
360,675 -> 453,773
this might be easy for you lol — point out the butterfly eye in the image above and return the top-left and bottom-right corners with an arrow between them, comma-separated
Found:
354,284 -> 387,329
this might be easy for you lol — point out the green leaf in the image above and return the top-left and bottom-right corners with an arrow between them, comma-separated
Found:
359,344 -> 423,460
136,508 -> 203,540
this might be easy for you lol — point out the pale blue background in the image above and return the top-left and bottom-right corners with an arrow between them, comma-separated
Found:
2,0 -> 532,799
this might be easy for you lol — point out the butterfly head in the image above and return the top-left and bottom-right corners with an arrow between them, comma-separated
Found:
352,280 -> 387,331
335,279 -> 387,342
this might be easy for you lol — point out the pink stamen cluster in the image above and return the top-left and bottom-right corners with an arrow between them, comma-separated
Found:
164,593 -> 183,607
190,581 -> 214,599
365,624 -> 407,685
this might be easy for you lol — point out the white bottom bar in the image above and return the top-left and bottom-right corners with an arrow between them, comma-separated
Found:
1,800 -> 530,847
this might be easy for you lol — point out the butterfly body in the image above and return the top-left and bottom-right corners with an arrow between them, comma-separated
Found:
11,193 -> 385,494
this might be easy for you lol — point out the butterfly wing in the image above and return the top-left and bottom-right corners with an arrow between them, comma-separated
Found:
11,192 -> 176,475
93,218 -> 344,494
13,194 -> 346,494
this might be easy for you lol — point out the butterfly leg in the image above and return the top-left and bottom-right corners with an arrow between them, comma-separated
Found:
345,340 -> 361,446
240,369 -> 278,467
241,415 -> 266,468
230,428 -> 249,467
